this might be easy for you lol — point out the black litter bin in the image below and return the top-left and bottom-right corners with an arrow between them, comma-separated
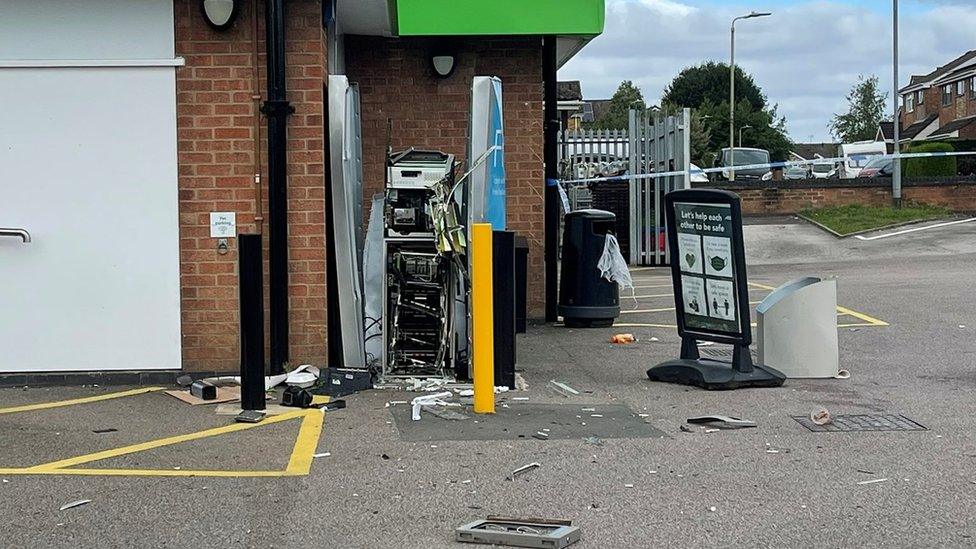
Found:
558,209 -> 620,328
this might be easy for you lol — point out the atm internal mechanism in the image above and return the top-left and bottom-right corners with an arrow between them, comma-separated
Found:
382,149 -> 466,380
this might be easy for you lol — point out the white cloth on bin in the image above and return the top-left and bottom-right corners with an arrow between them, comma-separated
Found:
597,233 -> 633,291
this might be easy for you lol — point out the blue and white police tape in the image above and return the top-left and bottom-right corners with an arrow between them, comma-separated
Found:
560,150 -> 976,185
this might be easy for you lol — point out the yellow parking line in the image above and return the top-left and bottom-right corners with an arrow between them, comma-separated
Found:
26,410 -> 311,472
0,387 -> 165,416
285,409 -> 324,475
836,306 -> 889,326
0,467 -> 296,478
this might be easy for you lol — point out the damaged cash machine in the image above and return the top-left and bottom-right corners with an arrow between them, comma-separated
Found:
327,75 -> 512,385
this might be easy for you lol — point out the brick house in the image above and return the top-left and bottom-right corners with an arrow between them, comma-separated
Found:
882,50 -> 976,146
0,0 -> 604,378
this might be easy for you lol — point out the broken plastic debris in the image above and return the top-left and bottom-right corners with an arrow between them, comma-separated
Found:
687,415 -> 757,429
583,436 -> 603,446
507,462 -> 541,481
703,428 -> 720,433
549,380 -> 580,397
834,370 -> 851,380
609,333 -> 636,344
856,478 -> 888,485
708,506 -> 717,512
810,408 -> 832,426
624,484 -> 634,488
59,500 -> 91,511
411,391 -> 453,421
313,452 -> 331,458
532,432 -> 549,441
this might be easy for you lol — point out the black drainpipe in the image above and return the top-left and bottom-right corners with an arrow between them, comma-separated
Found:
542,36 -> 559,322
262,0 -> 293,374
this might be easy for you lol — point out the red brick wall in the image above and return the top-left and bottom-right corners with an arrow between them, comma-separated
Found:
344,35 -> 546,315
717,181 -> 976,215
175,0 -> 327,372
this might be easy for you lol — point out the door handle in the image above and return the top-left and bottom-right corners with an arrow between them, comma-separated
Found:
0,228 -> 31,243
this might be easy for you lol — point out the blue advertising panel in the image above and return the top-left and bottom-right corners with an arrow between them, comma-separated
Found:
485,79 -> 506,229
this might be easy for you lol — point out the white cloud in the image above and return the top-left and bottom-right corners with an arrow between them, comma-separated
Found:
560,0 -> 976,142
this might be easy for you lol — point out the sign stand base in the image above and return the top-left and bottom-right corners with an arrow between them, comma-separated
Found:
646,336 -> 786,390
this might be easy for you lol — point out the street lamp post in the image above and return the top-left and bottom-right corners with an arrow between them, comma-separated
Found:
892,0 -> 902,208
730,11 -> 771,181
738,125 -> 753,148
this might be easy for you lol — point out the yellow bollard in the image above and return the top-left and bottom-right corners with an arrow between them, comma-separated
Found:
471,223 -> 495,414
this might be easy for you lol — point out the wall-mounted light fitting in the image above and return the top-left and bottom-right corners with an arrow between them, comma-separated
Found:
201,0 -> 238,31
431,54 -> 456,78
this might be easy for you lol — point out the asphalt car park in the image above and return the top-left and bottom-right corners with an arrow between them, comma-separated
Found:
2,217 -> 975,548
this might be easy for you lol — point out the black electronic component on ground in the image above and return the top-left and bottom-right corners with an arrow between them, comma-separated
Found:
281,385 -> 313,408
190,380 -> 217,401
558,209 -> 620,327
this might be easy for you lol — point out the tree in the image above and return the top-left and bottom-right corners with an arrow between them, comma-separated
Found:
830,75 -> 889,143
589,80 -> 645,130
661,62 -> 792,161
662,62 -> 765,112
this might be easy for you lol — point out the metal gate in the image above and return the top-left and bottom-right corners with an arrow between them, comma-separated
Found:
556,108 -> 690,266
628,108 -> 691,265
558,128 -> 628,210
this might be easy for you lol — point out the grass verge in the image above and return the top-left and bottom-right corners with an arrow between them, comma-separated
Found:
800,203 -> 951,236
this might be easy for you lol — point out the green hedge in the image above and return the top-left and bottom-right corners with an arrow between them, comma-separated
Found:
903,142 -> 956,177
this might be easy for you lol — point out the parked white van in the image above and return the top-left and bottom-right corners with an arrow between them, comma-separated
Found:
838,141 -> 887,179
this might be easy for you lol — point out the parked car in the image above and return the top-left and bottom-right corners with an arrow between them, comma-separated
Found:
712,147 -> 771,181
811,161 -> 837,179
783,166 -> 810,180
859,156 -> 894,178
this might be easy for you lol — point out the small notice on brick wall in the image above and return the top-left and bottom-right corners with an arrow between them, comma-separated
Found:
210,212 -> 236,238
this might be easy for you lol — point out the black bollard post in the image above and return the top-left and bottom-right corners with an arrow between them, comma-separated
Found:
238,234 -> 266,413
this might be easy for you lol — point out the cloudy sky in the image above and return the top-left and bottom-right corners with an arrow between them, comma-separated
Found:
560,0 -> 976,142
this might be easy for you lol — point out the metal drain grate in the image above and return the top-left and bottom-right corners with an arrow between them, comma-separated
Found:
792,414 -> 927,432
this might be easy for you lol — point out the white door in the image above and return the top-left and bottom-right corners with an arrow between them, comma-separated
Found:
0,1 -> 181,372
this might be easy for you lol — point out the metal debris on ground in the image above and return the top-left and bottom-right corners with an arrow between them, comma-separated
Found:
59,500 -> 91,511
856,478 -> 888,485
507,462 -> 541,481
549,380 -> 580,397
609,333 -> 636,344
687,415 -> 757,429
456,517 -> 580,548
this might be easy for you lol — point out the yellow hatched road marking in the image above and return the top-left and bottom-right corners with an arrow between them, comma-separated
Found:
0,387 -> 165,416
0,386 -> 326,478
